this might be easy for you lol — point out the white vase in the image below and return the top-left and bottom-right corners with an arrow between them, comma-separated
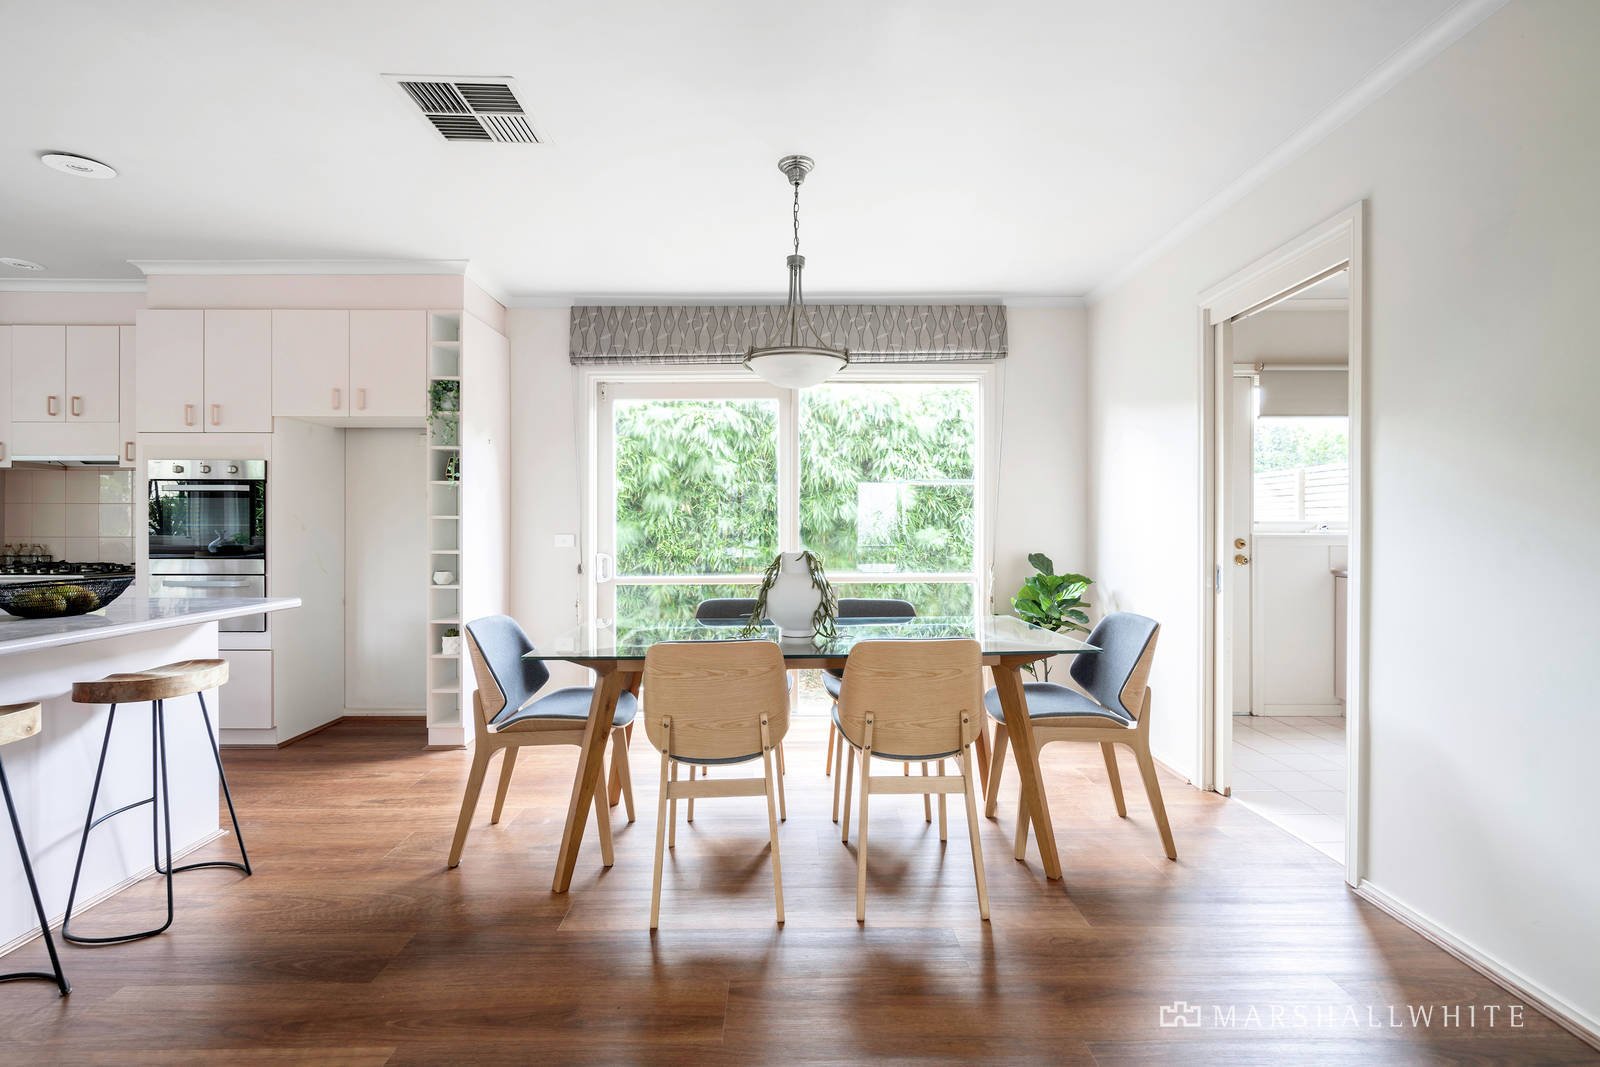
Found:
765,552 -> 823,638
441,635 -> 461,656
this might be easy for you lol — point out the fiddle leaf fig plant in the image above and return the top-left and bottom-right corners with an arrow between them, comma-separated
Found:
1012,553 -> 1092,679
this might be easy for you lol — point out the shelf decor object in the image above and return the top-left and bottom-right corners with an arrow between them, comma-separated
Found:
744,550 -> 838,639
0,575 -> 133,619
743,155 -> 850,389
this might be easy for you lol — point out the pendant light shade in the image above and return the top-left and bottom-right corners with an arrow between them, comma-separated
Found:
744,155 -> 850,388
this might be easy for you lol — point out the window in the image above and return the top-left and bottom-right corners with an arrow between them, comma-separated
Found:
1253,414 -> 1349,527
598,377 -> 984,629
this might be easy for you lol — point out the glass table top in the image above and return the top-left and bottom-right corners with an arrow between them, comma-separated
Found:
523,614 -> 1099,662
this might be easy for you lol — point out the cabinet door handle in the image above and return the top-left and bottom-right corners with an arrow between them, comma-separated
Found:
47,395 -> 59,417
357,387 -> 367,411
332,387 -> 342,411
124,441 -> 136,463
211,403 -> 221,426
184,403 -> 196,426
0,442 -> 7,461
70,395 -> 83,417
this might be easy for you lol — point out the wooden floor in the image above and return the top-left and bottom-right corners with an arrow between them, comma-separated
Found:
2,717 -> 1593,1065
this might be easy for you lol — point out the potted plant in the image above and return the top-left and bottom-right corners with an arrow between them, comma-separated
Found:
1011,553 -> 1092,679
429,380 -> 460,443
441,627 -> 461,656
743,550 -> 838,639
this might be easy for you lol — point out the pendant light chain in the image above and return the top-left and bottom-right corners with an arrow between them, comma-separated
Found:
792,177 -> 802,258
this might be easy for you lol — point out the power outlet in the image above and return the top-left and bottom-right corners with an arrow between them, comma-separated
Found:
553,533 -> 576,549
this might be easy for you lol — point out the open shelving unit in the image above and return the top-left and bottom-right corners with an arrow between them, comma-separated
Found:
425,312 -> 465,741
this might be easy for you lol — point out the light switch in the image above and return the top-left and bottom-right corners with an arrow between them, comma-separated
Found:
553,533 -> 576,548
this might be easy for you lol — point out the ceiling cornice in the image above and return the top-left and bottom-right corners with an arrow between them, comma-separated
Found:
0,278 -> 146,293
503,292 -> 1084,309
129,258 -> 471,277
1087,0 -> 1509,304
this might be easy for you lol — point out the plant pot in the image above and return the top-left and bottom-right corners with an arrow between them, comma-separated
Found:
441,635 -> 462,656
765,552 -> 823,638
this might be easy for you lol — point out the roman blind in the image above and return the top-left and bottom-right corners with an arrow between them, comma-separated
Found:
1258,368 -> 1348,416
569,304 -> 1007,366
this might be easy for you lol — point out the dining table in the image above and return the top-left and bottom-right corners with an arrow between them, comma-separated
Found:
524,613 -> 1100,893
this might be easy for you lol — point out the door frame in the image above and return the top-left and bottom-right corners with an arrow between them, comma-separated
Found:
1195,201 -> 1366,885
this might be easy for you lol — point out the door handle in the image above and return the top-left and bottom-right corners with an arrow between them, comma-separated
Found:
125,441 -> 136,463
211,403 -> 221,427
47,395 -> 59,417
1234,554 -> 1250,566
332,387 -> 342,411
0,442 -> 6,461
184,403 -> 196,426
71,395 -> 83,417
1233,538 -> 1247,549
357,387 -> 367,411
593,553 -> 614,583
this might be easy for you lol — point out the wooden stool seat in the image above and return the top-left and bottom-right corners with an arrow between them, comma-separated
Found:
72,659 -> 229,706
0,702 -> 43,747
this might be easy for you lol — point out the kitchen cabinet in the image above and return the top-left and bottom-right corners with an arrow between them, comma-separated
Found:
118,325 -> 136,465
203,310 -> 273,432
272,310 -> 348,417
0,328 -> 11,467
219,650 -> 274,729
134,310 -> 205,433
9,326 -> 120,424
348,310 -> 425,417
67,326 -> 121,423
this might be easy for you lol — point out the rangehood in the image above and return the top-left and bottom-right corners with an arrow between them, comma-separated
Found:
10,456 -> 122,468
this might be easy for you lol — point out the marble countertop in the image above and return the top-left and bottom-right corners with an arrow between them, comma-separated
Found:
0,597 -> 300,657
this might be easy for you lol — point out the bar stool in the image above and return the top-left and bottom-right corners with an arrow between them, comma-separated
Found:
62,659 -> 250,945
0,703 -> 70,995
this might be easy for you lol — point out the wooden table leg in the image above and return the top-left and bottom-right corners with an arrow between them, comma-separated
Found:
552,666 -> 628,893
991,659 -> 1063,881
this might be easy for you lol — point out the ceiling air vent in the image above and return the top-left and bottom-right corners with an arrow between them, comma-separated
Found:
388,76 -> 541,144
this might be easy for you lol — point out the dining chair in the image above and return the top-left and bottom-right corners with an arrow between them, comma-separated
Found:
983,612 -> 1176,861
447,615 -> 638,869
823,598 -> 914,780
642,640 -> 789,928
691,598 -> 787,819
834,639 -> 989,922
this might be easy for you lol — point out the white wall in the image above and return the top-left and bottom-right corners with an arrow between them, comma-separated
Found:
1087,0 -> 1600,1031
344,429 -> 427,712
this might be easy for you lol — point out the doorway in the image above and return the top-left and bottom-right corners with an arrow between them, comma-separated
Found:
1197,203 -> 1366,884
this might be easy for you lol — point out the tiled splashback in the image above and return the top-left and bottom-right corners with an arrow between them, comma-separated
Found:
0,467 -> 135,564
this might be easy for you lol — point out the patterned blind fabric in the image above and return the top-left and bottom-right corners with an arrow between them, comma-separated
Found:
569,304 -> 1007,366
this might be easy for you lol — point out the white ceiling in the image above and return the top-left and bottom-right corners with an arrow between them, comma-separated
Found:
0,0 -> 1461,300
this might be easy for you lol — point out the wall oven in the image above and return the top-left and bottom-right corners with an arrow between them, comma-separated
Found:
147,460 -> 268,632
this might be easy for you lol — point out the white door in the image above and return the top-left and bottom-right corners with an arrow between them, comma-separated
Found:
349,310 -> 425,417
11,325 -> 65,423
204,310 -> 273,432
1228,373 -> 1255,715
272,310 -> 348,416
135,310 -> 205,433
65,325 -> 121,423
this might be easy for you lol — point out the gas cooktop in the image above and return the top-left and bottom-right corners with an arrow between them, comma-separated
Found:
0,562 -> 136,578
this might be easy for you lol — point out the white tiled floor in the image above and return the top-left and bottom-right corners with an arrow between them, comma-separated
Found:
1230,714 -> 1346,861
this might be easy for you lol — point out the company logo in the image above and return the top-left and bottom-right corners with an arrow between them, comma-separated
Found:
1158,1001 -> 1202,1028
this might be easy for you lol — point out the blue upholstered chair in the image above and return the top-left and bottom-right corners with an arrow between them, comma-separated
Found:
446,615 -> 639,870
983,612 -> 1176,861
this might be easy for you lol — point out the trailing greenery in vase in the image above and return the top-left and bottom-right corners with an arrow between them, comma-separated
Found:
743,550 -> 839,639
1011,552 -> 1092,679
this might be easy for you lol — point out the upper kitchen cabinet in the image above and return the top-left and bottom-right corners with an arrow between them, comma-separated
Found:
203,310 -> 273,432
11,325 -> 120,424
0,328 -> 12,467
135,310 -> 204,432
348,310 -> 425,418
272,310 -> 349,417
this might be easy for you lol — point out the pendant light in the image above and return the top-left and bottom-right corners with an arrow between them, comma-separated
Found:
743,155 -> 850,389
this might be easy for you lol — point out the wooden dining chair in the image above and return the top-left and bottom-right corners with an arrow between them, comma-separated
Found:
642,640 -> 789,929
834,639 -> 989,922
691,598 -> 788,819
823,598 -> 915,780
984,613 -> 1176,861
447,615 -> 638,870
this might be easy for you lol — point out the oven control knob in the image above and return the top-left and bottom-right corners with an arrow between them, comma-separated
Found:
173,464 -> 184,473
227,464 -> 239,474
201,464 -> 212,474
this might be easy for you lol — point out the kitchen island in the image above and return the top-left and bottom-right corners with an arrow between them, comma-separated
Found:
0,597 -> 299,953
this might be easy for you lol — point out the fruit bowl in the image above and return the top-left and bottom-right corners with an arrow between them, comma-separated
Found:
0,575 -> 134,619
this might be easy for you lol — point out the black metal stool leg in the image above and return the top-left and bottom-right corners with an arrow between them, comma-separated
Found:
169,691 -> 250,876
0,755 -> 69,995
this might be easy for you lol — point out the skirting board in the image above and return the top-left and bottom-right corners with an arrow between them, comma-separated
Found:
1258,703 -> 1345,717
1355,881 -> 1599,1051
0,829 -> 225,960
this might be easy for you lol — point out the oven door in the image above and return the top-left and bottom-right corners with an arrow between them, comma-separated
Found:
147,476 -> 267,561
148,561 -> 267,632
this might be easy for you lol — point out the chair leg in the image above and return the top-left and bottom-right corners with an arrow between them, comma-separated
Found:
447,743 -> 492,868
921,762 -> 932,822
490,746 -> 518,825
937,759 -> 948,843
973,719 -> 992,798
593,763 -> 615,868
0,755 -> 70,994
613,727 -> 636,823
840,742 -> 855,844
1101,742 -> 1128,818
855,746 -> 872,923
1014,789 -> 1030,861
1133,741 -> 1178,860
776,746 -> 788,822
960,746 -> 990,921
191,691 -> 251,875
650,751 -> 670,930
985,723 -> 1009,818
762,747 -> 785,926
777,741 -> 786,776
668,760 -> 679,850
686,764 -> 696,823
832,736 -> 845,823
825,722 -> 836,777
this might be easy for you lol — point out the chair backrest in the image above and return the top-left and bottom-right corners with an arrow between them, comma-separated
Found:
694,598 -> 766,627
642,640 -> 790,760
1069,613 -> 1160,720
836,597 -> 916,619
465,615 -> 551,727
837,639 -> 983,757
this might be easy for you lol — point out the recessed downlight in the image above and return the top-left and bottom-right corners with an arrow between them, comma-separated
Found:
41,152 -> 117,179
0,258 -> 45,271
